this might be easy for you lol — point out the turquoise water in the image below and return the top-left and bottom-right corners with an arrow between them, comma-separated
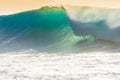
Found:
0,7 -> 118,53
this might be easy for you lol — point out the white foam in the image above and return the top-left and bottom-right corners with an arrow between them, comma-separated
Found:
0,52 -> 120,80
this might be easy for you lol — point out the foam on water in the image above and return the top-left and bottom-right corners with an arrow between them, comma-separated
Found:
0,52 -> 120,80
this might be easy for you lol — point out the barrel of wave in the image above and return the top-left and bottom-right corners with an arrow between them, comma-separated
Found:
64,5 -> 120,43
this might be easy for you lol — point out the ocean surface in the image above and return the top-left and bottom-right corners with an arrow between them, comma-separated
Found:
0,6 -> 120,80
0,6 -> 120,53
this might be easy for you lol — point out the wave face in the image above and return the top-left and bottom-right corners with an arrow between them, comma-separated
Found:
0,6 -> 120,53
0,7 -> 90,53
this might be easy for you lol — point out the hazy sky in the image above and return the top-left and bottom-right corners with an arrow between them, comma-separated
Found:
0,0 -> 120,15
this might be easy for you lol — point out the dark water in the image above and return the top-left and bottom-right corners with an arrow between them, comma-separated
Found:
0,7 -> 119,53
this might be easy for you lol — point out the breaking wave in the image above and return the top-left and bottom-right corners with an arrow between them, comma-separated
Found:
0,6 -> 120,53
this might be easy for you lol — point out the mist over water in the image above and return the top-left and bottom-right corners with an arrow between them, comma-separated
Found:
0,6 -> 120,53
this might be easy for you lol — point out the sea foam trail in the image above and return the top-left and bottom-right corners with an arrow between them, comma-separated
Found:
64,6 -> 120,43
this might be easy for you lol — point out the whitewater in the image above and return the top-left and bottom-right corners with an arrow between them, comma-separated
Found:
0,6 -> 120,80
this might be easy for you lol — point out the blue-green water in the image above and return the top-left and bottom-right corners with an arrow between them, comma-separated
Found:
0,7 -> 118,53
